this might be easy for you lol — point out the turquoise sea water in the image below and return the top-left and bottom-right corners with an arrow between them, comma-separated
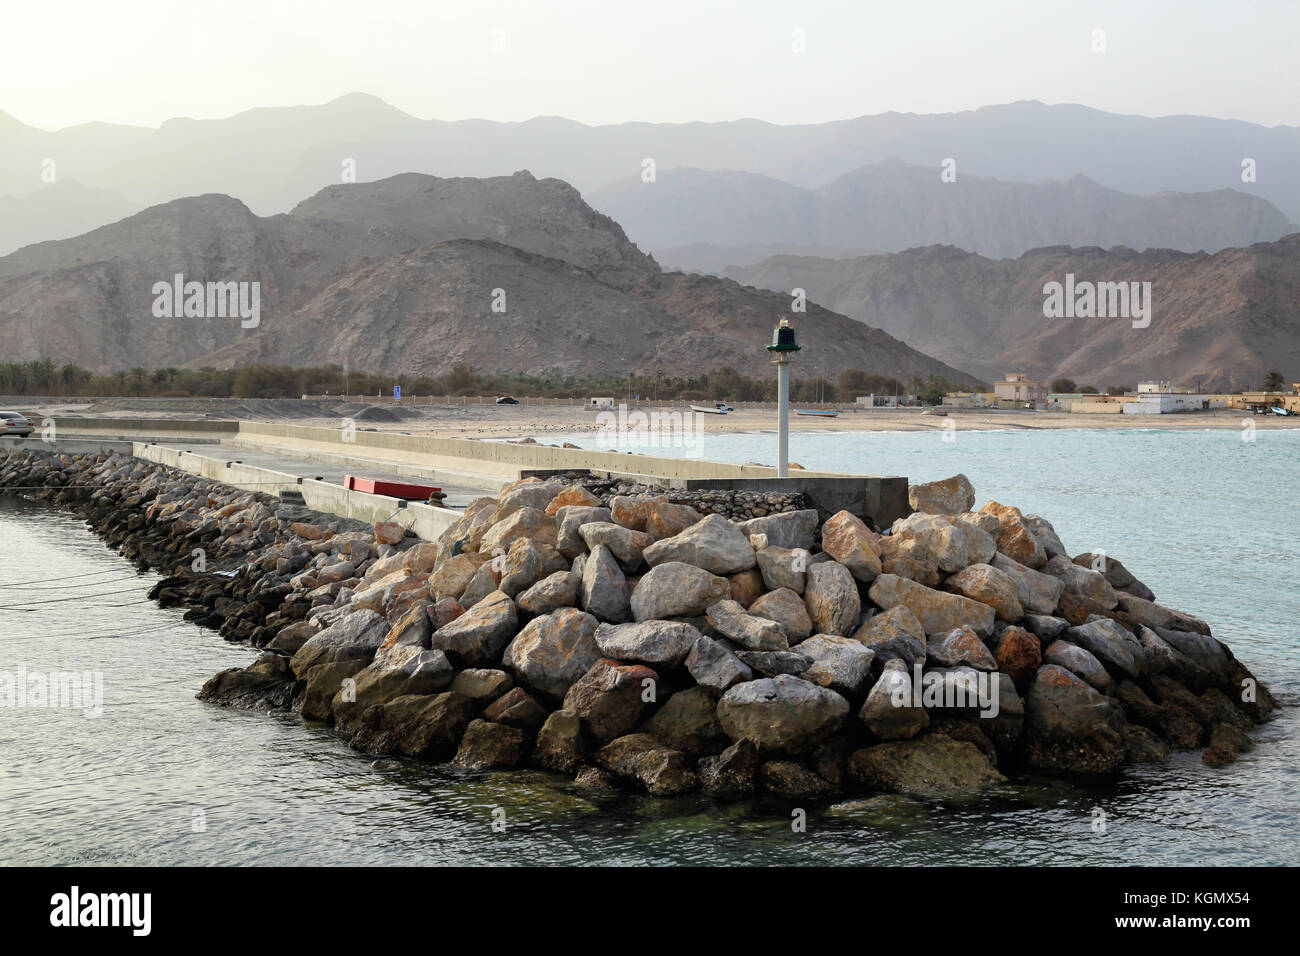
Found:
1,428 -> 1296,865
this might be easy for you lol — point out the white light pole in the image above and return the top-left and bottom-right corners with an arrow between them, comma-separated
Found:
767,317 -> 801,477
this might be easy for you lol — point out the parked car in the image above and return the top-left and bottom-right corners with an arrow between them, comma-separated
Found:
0,411 -> 35,437
496,396 -> 519,405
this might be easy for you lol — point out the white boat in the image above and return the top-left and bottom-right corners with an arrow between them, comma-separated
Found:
690,404 -> 731,415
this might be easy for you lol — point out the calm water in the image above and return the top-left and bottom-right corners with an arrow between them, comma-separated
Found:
1,427 -> 1296,865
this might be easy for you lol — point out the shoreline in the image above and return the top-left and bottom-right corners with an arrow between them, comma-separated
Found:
7,398 -> 1299,443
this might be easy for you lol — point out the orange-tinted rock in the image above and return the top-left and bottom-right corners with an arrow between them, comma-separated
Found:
545,485 -> 601,516
610,495 -> 658,531
995,625 -> 1042,686
374,521 -> 405,545
821,510 -> 882,583
291,521 -> 331,541
729,568 -> 766,609
945,563 -> 1024,622
980,501 -> 1047,569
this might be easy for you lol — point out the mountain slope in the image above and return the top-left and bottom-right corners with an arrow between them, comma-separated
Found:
723,237 -> 1300,390
0,173 -> 975,384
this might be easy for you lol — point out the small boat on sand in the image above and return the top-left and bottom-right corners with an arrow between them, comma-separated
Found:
795,409 -> 838,417
1271,406 -> 1292,416
690,404 -> 732,415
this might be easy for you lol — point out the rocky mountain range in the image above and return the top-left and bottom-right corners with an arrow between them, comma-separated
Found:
0,172 -> 977,384
590,162 -> 1295,270
4,95 -> 1300,255
723,237 -> 1300,391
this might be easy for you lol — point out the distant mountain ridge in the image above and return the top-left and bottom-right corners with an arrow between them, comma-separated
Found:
0,172 -> 976,385
590,162 -> 1295,268
3,95 -> 1300,255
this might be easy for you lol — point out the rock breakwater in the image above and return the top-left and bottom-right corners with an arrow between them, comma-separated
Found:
1,451 -> 1276,799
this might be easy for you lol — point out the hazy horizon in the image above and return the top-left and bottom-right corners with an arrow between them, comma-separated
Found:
4,0 -> 1297,131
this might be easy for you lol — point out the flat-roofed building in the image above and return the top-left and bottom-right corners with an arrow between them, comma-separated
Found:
994,373 -> 1047,407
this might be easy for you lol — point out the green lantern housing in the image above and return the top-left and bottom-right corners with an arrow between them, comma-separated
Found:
767,317 -> 801,352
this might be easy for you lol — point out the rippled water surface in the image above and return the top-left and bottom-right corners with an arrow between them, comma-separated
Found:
1,427 -> 1296,865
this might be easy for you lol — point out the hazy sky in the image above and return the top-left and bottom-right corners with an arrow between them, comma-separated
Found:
4,0 -> 1296,130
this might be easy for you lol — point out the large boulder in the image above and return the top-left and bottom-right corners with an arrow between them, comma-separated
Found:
198,653 -> 297,711
944,563 -> 1024,622
497,479 -> 567,517
990,553 -> 1063,615
545,485 -> 601,516
482,686 -> 548,731
1043,640 -> 1113,694
630,562 -> 730,620
1022,514 -> 1067,560
697,739 -> 760,798
876,534 -> 942,587
563,658 -> 658,743
1045,555 -> 1118,609
1024,664 -> 1128,774
890,512 -> 996,574
792,634 -> 876,696
299,659 -> 367,720
1064,618 -> 1143,679
452,719 -> 529,769
431,552 -> 486,603
646,500 -> 705,540
556,505 -> 611,558
685,635 -> 753,691
852,605 -> 928,668
1073,552 -> 1155,601
868,574 -> 996,638
706,599 -> 789,651
578,522 -> 655,572
803,561 -> 861,636
594,619 -> 701,668
597,734 -> 697,796
331,645 -> 454,732
642,513 -> 757,575
749,588 -> 814,642
737,510 -> 819,551
716,674 -> 850,753
847,733 -> 1005,795
755,546 -> 810,593
496,538 -> 544,597
479,506 -> 557,554
579,544 -> 632,623
291,609 -> 389,676
642,686 -> 728,756
858,659 -> 929,740
533,709 -> 588,773
449,668 -> 514,703
347,692 -> 474,758
502,607 -> 601,698
1115,593 -> 1208,635
928,625 -> 997,671
515,570 -> 580,616
979,502 -> 1047,569
908,474 -> 975,516
429,589 -> 518,668
820,511 -> 882,583
737,649 -> 810,678
993,625 -> 1042,686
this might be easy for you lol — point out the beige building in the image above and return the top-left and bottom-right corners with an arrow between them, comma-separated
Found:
994,373 -> 1047,406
